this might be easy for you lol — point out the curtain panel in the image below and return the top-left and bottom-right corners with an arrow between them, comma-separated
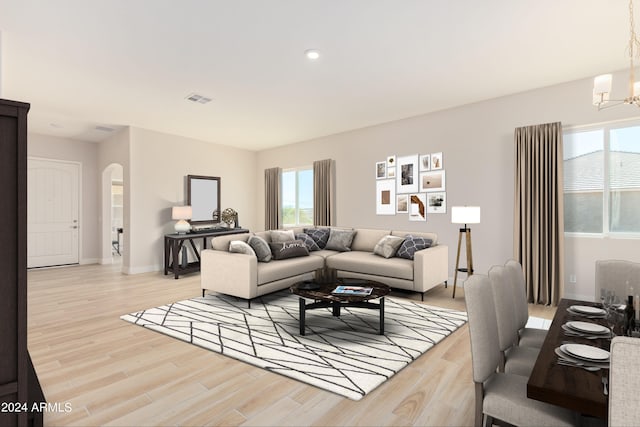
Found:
514,122 -> 565,306
313,159 -> 335,226
265,167 -> 281,230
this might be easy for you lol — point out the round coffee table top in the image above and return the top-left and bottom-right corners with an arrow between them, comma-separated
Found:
290,278 -> 390,302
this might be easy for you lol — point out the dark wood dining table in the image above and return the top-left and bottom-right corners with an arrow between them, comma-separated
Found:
527,298 -> 610,420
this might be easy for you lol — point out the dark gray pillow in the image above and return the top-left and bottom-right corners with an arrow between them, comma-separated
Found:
303,227 -> 331,249
269,240 -> 309,260
295,232 -> 320,251
248,235 -> 272,262
325,229 -> 356,252
373,235 -> 405,258
396,235 -> 433,260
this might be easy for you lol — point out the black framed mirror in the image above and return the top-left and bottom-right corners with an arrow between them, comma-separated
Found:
187,175 -> 221,225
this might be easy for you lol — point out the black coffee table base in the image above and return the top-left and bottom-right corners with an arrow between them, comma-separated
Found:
298,297 -> 385,336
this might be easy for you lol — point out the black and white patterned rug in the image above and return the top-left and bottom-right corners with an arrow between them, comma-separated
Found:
120,291 -> 467,400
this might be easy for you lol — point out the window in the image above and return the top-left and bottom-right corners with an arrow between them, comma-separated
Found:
563,122 -> 640,235
282,167 -> 313,226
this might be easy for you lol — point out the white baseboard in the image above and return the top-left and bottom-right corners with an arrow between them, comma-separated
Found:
80,258 -> 99,265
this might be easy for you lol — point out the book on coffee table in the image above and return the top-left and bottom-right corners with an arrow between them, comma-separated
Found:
332,286 -> 373,296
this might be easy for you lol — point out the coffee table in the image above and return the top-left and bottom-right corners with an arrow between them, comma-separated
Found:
290,278 -> 391,336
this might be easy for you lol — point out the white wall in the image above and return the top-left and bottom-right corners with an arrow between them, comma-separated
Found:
28,133 -> 100,264
257,69 -> 640,301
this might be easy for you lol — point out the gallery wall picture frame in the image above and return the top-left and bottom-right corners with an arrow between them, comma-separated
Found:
396,194 -> 409,213
409,193 -> 427,221
427,192 -> 447,214
396,154 -> 419,194
376,161 -> 386,179
419,154 -> 431,171
376,179 -> 396,215
387,155 -> 396,167
387,167 -> 396,178
419,170 -> 446,192
431,152 -> 443,170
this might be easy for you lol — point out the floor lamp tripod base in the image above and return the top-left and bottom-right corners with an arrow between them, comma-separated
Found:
452,227 -> 474,298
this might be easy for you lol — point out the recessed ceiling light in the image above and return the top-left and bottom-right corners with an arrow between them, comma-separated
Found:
305,49 -> 320,60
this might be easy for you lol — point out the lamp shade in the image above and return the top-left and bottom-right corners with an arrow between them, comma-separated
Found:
172,206 -> 192,220
451,206 -> 481,224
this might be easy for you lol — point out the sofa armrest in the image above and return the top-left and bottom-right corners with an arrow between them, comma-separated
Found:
413,244 -> 448,293
201,249 -> 258,300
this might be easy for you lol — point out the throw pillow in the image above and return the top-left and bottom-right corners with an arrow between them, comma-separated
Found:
373,235 -> 405,259
324,229 -> 357,252
295,232 -> 320,252
269,240 -> 310,260
248,235 -> 272,262
270,229 -> 295,243
303,227 -> 331,249
395,235 -> 433,260
229,240 -> 256,257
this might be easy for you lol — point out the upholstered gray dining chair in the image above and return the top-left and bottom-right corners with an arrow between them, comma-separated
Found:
609,336 -> 640,427
505,259 -> 547,348
464,274 -> 577,427
595,259 -> 640,302
488,265 -> 539,377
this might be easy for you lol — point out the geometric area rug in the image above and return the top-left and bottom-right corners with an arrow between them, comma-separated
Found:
120,291 -> 467,401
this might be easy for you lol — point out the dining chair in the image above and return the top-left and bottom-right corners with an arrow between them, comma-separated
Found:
505,259 -> 547,349
595,259 -> 640,302
464,274 -> 577,427
609,336 -> 640,427
488,265 -> 539,377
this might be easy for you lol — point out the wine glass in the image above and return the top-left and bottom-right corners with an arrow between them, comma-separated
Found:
606,307 -> 622,338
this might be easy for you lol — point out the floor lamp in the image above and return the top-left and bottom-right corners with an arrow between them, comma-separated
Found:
451,206 -> 481,298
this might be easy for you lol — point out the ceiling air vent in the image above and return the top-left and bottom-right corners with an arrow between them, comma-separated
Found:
185,93 -> 212,104
95,125 -> 115,132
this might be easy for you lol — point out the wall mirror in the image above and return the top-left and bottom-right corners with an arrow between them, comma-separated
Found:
187,175 -> 221,225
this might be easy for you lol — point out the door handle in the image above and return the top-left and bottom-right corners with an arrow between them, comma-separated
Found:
71,225 -> 78,229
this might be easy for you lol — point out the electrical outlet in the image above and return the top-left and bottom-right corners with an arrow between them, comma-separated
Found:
569,274 -> 577,283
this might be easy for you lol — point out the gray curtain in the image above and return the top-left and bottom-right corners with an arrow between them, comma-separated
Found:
313,159 -> 334,226
514,122 -> 565,306
265,167 -> 281,230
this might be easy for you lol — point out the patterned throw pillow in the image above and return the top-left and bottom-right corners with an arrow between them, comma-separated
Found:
248,235 -> 272,262
395,235 -> 433,260
295,232 -> 320,252
303,228 -> 331,249
269,240 -> 310,260
270,229 -> 296,243
229,240 -> 256,257
373,235 -> 405,259
324,229 -> 357,252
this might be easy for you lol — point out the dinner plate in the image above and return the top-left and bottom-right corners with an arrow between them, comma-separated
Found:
569,305 -> 606,315
561,343 -> 610,361
566,321 -> 609,334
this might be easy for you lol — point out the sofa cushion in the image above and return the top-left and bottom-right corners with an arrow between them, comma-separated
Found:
269,240 -> 309,260
396,235 -> 433,260
248,235 -> 272,262
308,249 -> 340,260
373,235 -> 405,259
295,232 -> 320,251
325,229 -> 356,252
326,251 -> 413,281
229,240 -> 256,257
257,255 -> 324,285
350,229 -> 392,252
270,229 -> 295,243
211,233 -> 250,251
303,227 -> 331,249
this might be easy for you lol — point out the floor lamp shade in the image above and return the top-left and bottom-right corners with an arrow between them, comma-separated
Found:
451,206 -> 481,225
172,206 -> 192,234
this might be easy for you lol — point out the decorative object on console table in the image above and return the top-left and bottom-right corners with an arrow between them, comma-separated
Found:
220,208 -> 240,228
172,206 -> 192,234
451,206 -> 481,298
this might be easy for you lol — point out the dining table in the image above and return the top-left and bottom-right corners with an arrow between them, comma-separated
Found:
527,298 -> 611,420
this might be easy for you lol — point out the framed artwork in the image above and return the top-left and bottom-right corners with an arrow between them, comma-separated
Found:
431,152 -> 443,170
419,170 -> 446,192
376,179 -> 396,215
396,154 -> 419,194
409,193 -> 427,221
419,154 -> 431,171
387,167 -> 396,178
396,194 -> 408,213
427,192 -> 447,214
387,155 -> 396,167
376,161 -> 386,179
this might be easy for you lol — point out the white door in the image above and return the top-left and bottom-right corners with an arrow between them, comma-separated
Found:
27,159 -> 80,268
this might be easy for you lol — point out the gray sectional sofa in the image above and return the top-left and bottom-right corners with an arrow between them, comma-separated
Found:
201,227 -> 448,305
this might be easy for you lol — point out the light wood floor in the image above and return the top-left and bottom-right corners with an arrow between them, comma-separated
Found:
27,264 -> 557,427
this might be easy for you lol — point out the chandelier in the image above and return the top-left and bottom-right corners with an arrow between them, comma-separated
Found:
593,0 -> 640,109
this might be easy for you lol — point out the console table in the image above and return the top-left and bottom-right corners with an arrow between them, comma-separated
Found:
164,228 -> 249,279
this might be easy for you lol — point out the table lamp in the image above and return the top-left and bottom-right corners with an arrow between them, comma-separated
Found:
451,206 -> 481,298
172,206 -> 192,234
